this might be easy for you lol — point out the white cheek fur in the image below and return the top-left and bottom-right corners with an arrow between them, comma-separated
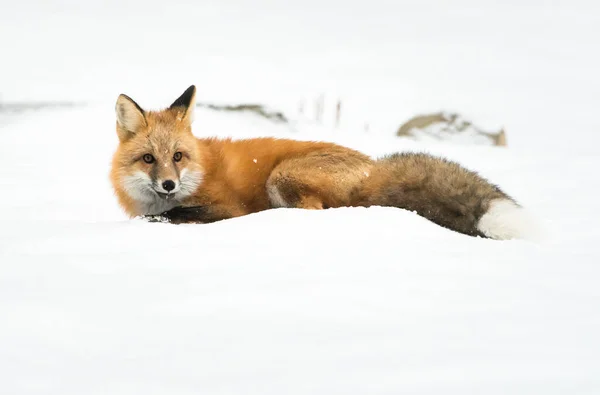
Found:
178,168 -> 204,197
122,171 -> 155,203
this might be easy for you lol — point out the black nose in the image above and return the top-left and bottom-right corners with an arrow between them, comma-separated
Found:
162,180 -> 176,192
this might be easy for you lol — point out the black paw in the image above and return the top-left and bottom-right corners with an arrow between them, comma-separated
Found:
160,206 -> 210,224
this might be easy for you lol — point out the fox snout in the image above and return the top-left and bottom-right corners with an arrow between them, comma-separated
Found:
122,167 -> 203,203
154,178 -> 180,196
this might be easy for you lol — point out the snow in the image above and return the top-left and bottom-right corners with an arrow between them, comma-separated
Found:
1,0 -> 600,394
2,102 -> 599,395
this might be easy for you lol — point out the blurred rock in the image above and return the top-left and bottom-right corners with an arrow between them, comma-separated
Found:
397,112 -> 507,147
197,103 -> 288,123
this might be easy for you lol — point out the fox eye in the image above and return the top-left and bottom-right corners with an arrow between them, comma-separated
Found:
143,154 -> 155,164
173,152 -> 183,162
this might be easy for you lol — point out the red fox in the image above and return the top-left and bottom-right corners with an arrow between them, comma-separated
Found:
110,85 -> 539,240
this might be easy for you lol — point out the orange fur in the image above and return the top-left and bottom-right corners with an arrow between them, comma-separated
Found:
110,85 -> 373,219
111,133 -> 372,217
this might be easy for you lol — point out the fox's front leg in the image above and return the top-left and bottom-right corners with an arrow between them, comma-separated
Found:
144,204 -> 235,224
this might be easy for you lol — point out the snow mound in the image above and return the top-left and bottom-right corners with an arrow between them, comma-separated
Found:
0,93 -> 598,395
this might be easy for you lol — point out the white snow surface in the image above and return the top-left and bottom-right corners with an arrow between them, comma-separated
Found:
2,1 -> 600,394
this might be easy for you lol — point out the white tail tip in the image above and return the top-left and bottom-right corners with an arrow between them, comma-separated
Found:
477,199 -> 544,241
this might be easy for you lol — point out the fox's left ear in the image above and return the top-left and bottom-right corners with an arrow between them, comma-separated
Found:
115,94 -> 147,142
169,85 -> 196,126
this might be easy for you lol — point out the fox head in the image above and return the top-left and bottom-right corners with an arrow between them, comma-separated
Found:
110,85 -> 204,217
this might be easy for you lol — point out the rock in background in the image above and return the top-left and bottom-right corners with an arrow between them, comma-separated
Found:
397,112 -> 507,147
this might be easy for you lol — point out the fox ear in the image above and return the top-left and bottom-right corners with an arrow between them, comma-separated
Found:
169,85 -> 196,125
115,94 -> 147,141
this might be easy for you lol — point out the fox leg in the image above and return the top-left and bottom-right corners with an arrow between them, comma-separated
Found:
266,153 -> 372,210
144,204 -> 235,224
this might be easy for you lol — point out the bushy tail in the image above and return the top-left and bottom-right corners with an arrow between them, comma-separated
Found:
353,153 -> 540,240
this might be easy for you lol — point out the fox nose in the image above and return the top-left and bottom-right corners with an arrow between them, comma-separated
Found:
162,180 -> 176,192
